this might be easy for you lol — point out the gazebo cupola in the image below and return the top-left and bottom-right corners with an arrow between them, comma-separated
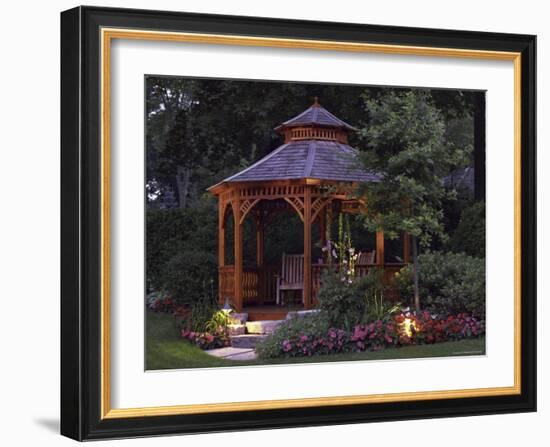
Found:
274,97 -> 354,144
208,100 -> 406,314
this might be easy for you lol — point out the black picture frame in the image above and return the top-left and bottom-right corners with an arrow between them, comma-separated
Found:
61,5 -> 536,441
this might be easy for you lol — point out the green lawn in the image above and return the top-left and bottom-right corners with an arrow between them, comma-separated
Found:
146,310 -> 486,370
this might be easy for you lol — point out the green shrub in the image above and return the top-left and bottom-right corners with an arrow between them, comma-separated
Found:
317,271 -> 378,331
179,300 -> 231,351
256,313 -> 331,359
178,296 -> 230,333
364,284 -> 401,323
204,309 -> 231,334
146,204 -> 217,294
161,249 -> 218,306
448,200 -> 485,258
395,251 -> 485,318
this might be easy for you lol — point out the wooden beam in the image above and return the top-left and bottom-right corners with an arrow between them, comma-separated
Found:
218,199 -> 226,267
376,231 -> 385,266
217,197 -> 225,305
233,195 -> 243,312
256,209 -> 265,306
325,204 -> 333,266
303,186 -> 312,309
319,208 -> 326,248
402,232 -> 411,263
256,212 -> 264,268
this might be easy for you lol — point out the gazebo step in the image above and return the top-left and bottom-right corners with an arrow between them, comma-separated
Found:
230,334 -> 268,349
229,313 -> 248,324
227,324 -> 246,336
286,309 -> 320,320
245,320 -> 282,334
246,309 -> 289,321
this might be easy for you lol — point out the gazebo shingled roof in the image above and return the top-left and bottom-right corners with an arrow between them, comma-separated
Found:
210,99 -> 379,188
218,140 -> 381,184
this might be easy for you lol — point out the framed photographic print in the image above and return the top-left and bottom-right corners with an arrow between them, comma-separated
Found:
60,6 -> 536,441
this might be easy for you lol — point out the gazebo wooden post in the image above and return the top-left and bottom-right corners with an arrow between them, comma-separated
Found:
376,231 -> 385,266
303,185 -> 312,309
325,204 -> 333,265
255,207 -> 265,305
217,197 -> 225,306
233,192 -> 243,312
402,232 -> 411,263
319,206 -> 326,248
256,210 -> 264,267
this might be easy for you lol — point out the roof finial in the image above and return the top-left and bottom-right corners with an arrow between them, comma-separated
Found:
312,96 -> 320,107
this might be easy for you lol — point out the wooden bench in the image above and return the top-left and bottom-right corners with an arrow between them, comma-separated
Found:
276,253 -> 304,305
357,250 -> 376,265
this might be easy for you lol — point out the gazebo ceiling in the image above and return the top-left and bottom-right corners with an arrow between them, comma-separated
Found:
208,100 -> 380,193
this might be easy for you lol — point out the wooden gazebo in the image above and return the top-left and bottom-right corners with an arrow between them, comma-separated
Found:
208,99 -> 410,313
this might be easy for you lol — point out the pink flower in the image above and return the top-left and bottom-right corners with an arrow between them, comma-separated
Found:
282,340 -> 292,352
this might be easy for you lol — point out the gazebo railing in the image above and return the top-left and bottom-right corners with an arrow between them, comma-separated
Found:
220,263 -> 405,307
219,265 -> 279,305
219,265 -> 235,303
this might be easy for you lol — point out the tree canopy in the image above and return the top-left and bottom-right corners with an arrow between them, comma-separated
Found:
356,89 -> 471,246
146,77 -> 476,211
355,89 -> 474,309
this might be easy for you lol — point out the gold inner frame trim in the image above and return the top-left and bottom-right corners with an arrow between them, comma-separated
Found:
100,27 -> 522,420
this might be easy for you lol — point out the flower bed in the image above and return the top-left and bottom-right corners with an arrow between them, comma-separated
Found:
179,308 -> 232,350
180,327 -> 230,350
257,311 -> 484,359
146,292 -> 190,317
147,292 -> 229,349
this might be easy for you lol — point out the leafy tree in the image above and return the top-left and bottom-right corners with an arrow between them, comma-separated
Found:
447,200 -> 486,258
356,90 -> 470,310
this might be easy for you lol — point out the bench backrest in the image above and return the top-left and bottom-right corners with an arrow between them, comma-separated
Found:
357,250 -> 376,265
281,253 -> 304,285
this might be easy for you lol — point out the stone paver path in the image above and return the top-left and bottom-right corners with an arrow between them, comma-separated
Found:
204,346 -> 257,361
